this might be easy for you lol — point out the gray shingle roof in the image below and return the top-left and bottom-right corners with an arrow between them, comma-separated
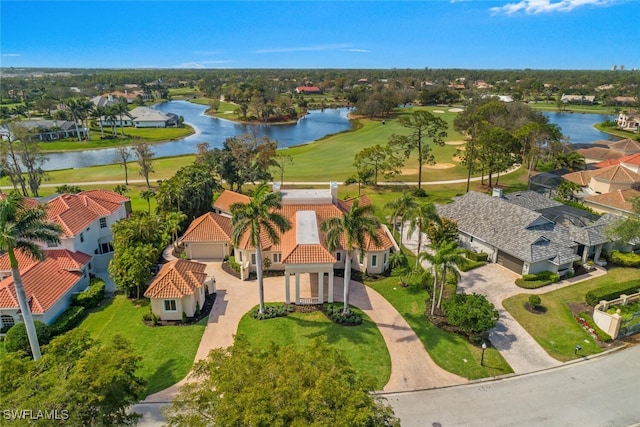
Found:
437,191 -> 580,264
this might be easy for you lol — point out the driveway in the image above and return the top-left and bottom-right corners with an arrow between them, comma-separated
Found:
458,264 -> 561,373
143,261 -> 466,405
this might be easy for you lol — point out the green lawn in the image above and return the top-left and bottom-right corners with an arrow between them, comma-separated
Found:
236,307 -> 391,390
365,276 -> 513,380
503,267 -> 639,362
39,126 -> 194,152
78,295 -> 207,397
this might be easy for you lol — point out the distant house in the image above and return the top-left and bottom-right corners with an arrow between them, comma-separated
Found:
584,188 -> 640,216
100,106 -> 177,128
0,120 -> 88,142
561,94 -> 596,104
576,138 -> 640,163
0,249 -> 92,329
144,259 -> 215,321
295,86 -> 321,94
617,111 -> 639,133
179,212 -> 233,260
610,96 -> 638,106
436,190 -> 623,275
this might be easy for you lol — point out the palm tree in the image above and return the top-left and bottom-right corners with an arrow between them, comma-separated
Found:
407,202 -> 441,267
385,192 -> 417,248
92,105 -> 106,138
230,183 -> 291,315
434,241 -> 466,310
0,192 -> 62,360
322,199 -> 381,316
140,189 -> 156,214
419,250 -> 442,316
165,211 -> 187,249
114,100 -> 131,136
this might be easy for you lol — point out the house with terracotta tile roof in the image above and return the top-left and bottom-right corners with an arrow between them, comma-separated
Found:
182,183 -> 397,305
295,86 -> 321,94
584,188 -> 640,216
143,259 -> 214,321
39,190 -> 130,272
563,164 -> 640,195
179,212 -> 233,260
576,139 -> 640,164
0,249 -> 92,330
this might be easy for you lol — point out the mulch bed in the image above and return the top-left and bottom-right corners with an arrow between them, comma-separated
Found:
524,303 -> 547,314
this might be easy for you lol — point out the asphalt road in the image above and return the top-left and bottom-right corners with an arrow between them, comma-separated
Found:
381,345 -> 640,427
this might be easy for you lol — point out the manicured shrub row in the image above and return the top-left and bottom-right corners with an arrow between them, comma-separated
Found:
4,321 -> 51,354
516,271 -> 560,289
50,306 -> 87,336
228,256 -> 241,273
459,259 -> 485,272
585,280 -> 640,306
610,251 -> 640,268
465,250 -> 488,262
323,303 -> 363,325
251,304 -> 294,320
71,278 -> 106,309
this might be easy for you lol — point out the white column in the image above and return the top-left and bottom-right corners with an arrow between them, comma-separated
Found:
594,245 -> 602,263
328,269 -> 334,303
285,272 -> 290,304
318,271 -> 324,304
295,273 -> 300,305
582,246 -> 589,264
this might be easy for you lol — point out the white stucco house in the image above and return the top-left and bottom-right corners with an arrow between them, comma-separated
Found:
180,183 -> 398,304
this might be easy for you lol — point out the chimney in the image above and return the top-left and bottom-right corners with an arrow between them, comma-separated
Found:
492,187 -> 503,198
272,182 -> 281,193
330,181 -> 338,204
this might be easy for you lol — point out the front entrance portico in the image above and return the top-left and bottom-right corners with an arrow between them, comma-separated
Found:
284,263 -> 334,304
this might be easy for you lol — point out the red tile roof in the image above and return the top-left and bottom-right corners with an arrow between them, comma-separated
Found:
576,146 -> 625,161
144,260 -> 208,299
0,257 -> 84,314
562,170 -> 592,186
213,190 -> 251,214
45,191 -> 127,237
591,164 -> 640,184
0,249 -> 91,272
608,139 -> 640,154
584,188 -> 640,213
181,212 -> 232,242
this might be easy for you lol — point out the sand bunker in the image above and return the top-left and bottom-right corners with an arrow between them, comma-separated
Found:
448,108 -> 464,113
400,168 -> 419,175
445,140 -> 467,145
426,163 -> 456,169
452,155 -> 463,163
433,110 -> 445,114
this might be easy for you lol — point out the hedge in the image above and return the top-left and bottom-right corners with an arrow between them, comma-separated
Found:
610,251 -> 640,268
50,306 -> 87,336
228,256 -> 241,273
585,280 -> 640,306
4,321 -> 51,354
459,259 -> 485,272
72,278 -> 106,309
465,250 -> 488,262
515,271 -> 560,289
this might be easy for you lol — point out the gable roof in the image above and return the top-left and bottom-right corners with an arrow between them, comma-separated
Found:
608,139 -> 640,154
584,188 -> 640,214
590,164 -> 640,184
0,254 -> 85,314
144,259 -> 208,299
181,212 -> 232,242
437,191 -> 579,264
594,153 -> 640,169
213,190 -> 251,214
576,146 -> 625,161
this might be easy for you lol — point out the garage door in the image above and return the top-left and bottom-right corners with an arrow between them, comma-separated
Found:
189,243 -> 225,260
496,250 -> 524,274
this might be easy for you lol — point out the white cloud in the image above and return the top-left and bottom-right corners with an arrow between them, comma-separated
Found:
2,53 -> 21,57
193,50 -> 221,56
490,0 -> 618,15
172,60 -> 233,69
253,44 -> 351,54
342,49 -> 371,53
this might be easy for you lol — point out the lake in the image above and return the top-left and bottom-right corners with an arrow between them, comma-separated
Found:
542,111 -> 616,144
40,103 -> 616,171
41,101 -> 353,170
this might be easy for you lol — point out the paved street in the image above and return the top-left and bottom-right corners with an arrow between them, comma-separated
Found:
382,344 -> 640,427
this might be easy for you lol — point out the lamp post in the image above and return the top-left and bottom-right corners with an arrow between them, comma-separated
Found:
481,342 -> 487,366
574,345 -> 582,355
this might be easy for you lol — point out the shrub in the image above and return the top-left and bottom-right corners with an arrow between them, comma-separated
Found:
443,293 -> 499,337
228,256 -> 241,272
411,188 -> 428,198
515,271 -> 560,289
323,303 -> 363,325
459,259 -> 485,272
465,250 -> 488,262
528,295 -> 541,308
585,280 -> 640,306
72,278 -> 106,309
4,321 -> 51,355
251,304 -> 294,320
610,251 -> 640,268
50,306 -> 86,336
142,312 -> 153,322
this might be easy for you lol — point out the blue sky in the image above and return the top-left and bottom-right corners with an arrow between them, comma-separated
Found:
1,0 -> 638,70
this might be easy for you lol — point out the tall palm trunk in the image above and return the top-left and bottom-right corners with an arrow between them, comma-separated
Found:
343,251 -> 352,315
437,266 -> 447,309
399,221 -> 405,248
430,270 -> 438,316
415,229 -> 422,267
9,249 -> 41,360
256,245 -> 265,314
